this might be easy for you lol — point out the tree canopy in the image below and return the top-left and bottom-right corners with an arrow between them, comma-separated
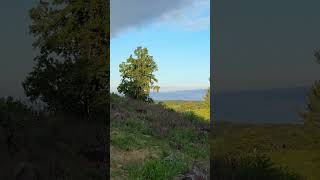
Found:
22,0 -> 109,118
117,47 -> 160,102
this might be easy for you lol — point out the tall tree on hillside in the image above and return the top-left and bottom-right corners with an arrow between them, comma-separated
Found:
117,46 -> 160,102
302,49 -> 320,127
204,78 -> 210,107
22,0 -> 109,119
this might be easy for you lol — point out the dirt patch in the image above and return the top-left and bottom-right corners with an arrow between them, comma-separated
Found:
110,146 -> 160,180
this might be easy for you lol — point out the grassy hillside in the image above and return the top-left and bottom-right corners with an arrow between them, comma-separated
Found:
211,122 -> 320,180
110,96 -> 210,179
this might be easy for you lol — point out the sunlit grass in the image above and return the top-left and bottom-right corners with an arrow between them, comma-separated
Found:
161,100 -> 210,121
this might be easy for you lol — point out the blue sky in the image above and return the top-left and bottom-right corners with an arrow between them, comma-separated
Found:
110,0 -> 210,92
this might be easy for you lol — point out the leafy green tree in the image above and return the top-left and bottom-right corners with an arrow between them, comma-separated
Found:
303,49 -> 320,127
22,0 -> 109,119
117,46 -> 160,102
204,88 -> 210,106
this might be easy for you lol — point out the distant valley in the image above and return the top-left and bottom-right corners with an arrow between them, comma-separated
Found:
150,89 -> 207,101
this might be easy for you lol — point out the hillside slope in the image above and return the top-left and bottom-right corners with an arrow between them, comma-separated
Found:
110,95 -> 210,179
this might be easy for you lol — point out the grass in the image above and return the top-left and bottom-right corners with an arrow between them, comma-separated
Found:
110,96 -> 210,179
111,97 -> 320,179
161,100 -> 210,121
211,122 -> 320,180
127,158 -> 188,180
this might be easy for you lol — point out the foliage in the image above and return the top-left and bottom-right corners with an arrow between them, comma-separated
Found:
204,78 -> 210,107
204,88 -> 210,107
302,49 -> 320,127
0,97 -> 32,135
22,0 -> 109,118
0,97 -> 30,116
117,46 -> 160,102
302,81 -> 320,128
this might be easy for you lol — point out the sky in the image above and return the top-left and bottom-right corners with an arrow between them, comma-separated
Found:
110,0 -> 210,92
0,0 -> 210,98
3,0 -> 320,97
0,1 -> 37,97
213,0 -> 320,92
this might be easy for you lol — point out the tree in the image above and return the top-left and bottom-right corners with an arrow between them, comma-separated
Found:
204,78 -> 210,107
302,49 -> 320,127
204,88 -> 210,106
22,0 -> 109,119
117,46 -> 160,102
303,81 -> 320,128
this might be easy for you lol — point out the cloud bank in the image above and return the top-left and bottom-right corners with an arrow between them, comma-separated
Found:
110,0 -> 210,37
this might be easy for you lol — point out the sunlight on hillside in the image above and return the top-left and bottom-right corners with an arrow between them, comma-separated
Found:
162,101 -> 210,121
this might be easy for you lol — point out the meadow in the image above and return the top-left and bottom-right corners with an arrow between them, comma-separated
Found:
162,100 -> 210,121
